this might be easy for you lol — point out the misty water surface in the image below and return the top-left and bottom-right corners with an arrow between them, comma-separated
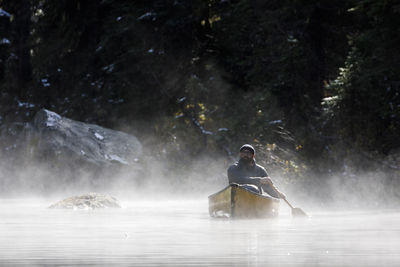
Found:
1,198 -> 400,266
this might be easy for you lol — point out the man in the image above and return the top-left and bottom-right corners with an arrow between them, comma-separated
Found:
227,144 -> 286,199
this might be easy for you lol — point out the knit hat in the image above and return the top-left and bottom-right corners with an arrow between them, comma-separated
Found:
239,144 -> 255,154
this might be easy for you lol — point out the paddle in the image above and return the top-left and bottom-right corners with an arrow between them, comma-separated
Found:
282,198 -> 308,217
266,179 -> 308,217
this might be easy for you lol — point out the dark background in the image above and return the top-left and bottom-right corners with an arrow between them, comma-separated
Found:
0,0 -> 399,201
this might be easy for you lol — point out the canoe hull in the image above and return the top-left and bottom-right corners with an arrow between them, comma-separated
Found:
208,184 -> 280,218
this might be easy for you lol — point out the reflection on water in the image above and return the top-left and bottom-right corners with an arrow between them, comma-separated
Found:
0,199 -> 400,266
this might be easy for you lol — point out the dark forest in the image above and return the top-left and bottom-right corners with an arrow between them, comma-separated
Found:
0,0 -> 399,202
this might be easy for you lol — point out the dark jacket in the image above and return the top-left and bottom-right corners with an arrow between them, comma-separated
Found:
227,159 -> 279,198
227,159 -> 268,187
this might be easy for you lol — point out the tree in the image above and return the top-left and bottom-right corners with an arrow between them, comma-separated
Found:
328,0 -> 400,156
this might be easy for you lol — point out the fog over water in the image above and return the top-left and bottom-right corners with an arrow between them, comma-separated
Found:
1,146 -> 400,266
1,197 -> 400,266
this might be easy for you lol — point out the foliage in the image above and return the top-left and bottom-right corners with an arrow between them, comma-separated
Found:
0,0 -> 399,181
325,0 -> 400,160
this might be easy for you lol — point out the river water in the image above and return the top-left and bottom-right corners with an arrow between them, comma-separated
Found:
1,198 -> 400,266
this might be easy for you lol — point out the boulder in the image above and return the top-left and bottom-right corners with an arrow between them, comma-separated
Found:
49,193 -> 121,209
31,109 -> 142,168
0,109 -> 144,194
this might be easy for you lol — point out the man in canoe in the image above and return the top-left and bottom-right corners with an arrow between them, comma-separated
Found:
227,144 -> 286,199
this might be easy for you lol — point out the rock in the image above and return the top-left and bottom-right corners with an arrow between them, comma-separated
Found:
49,193 -> 121,209
31,109 -> 142,167
0,109 -> 144,194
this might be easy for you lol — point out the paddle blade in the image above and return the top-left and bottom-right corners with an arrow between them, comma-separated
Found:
291,207 -> 308,217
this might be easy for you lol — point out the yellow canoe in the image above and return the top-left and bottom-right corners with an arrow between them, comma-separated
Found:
208,183 -> 280,218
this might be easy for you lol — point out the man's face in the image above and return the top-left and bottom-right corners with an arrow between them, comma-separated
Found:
239,150 -> 254,163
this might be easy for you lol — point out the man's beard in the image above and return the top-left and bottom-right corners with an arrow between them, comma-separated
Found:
239,157 -> 253,164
